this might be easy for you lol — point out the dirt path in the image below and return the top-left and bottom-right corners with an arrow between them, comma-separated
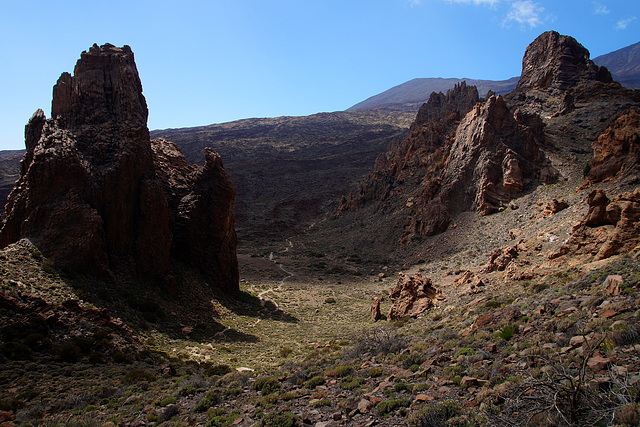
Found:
258,239 -> 295,308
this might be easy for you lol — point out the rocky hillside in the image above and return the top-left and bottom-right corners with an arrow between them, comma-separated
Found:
327,31 -> 640,264
0,43 -> 238,292
151,110 -> 414,247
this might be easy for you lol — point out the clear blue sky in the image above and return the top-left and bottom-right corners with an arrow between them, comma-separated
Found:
1,0 -> 638,150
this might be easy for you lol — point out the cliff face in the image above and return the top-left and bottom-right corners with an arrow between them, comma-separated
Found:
151,139 -> 239,293
0,44 -> 238,292
584,109 -> 640,185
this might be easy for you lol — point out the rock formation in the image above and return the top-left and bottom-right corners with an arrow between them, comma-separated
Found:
584,109 -> 640,184
338,82 -> 479,214
151,139 -> 238,293
338,72 -> 558,243
0,44 -> 238,292
514,30 -> 612,94
387,273 -> 440,320
402,95 -> 557,240
550,188 -> 640,262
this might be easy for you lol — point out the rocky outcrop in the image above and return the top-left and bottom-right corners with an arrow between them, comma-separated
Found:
550,188 -> 640,261
338,82 -> 479,214
387,273 -> 440,320
151,139 -> 238,293
338,75 -> 557,242
0,44 -> 170,278
0,44 -> 238,292
514,31 -> 612,95
402,95 -> 557,240
584,109 -> 640,184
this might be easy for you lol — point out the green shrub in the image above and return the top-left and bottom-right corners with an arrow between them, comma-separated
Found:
306,375 -> 325,388
88,352 -> 105,364
368,367 -> 383,378
311,398 -> 331,408
406,400 -> 466,427
341,377 -> 365,390
0,342 -> 32,360
325,365 -> 352,378
112,350 -> 132,364
121,369 -> 156,384
205,364 -> 233,377
23,333 -> 51,351
195,390 -> 220,412
498,324 -> 517,341
57,341 -> 82,363
253,376 -> 281,395
376,397 -> 410,415
179,385 -> 199,396
157,396 -> 177,407
260,411 -> 300,427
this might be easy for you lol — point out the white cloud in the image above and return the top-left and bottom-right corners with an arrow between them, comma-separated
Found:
593,2 -> 610,15
447,0 -> 500,6
616,16 -> 637,30
407,0 -> 422,6
503,1 -> 544,28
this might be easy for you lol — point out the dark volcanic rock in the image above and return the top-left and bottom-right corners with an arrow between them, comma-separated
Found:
151,139 -> 239,293
1,44 -> 170,278
0,44 -> 238,292
514,30 -> 612,94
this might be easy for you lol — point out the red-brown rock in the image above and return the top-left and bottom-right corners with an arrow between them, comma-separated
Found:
387,273 -> 440,320
550,188 -> 640,261
514,31 -> 612,95
585,109 -> 640,184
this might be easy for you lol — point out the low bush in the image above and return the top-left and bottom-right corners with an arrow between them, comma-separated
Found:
376,397 -> 410,416
260,411 -> 300,427
305,375 -> 325,388
195,390 -> 221,412
253,376 -> 281,395
121,369 -> 156,385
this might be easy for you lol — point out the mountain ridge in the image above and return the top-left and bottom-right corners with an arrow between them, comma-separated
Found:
347,39 -> 639,113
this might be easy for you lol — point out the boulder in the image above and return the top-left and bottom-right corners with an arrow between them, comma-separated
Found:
370,296 -> 383,322
485,244 -> 519,273
387,273 -> 440,320
550,188 -> 640,262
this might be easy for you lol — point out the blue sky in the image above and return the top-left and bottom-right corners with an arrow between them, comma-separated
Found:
0,0 -> 638,150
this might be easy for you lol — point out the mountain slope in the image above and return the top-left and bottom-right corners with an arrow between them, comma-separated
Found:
594,40 -> 640,89
151,110 -> 415,248
346,77 -> 519,112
